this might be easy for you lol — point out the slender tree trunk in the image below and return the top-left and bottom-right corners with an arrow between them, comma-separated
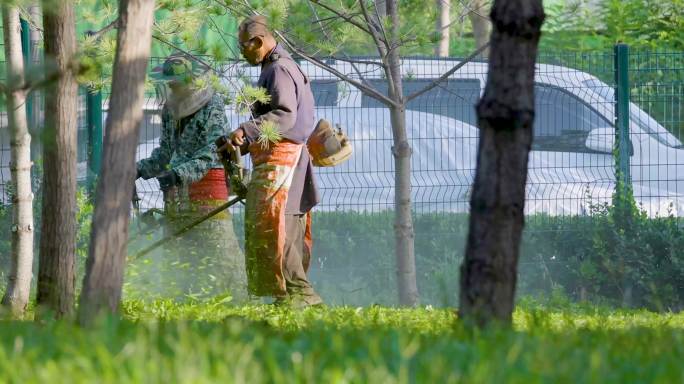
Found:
29,5 -> 42,134
1,6 -> 34,318
468,0 -> 491,58
36,0 -> 78,319
459,0 -> 544,327
390,105 -> 418,306
375,0 -> 386,19
386,0 -> 418,306
435,0 -> 451,57
78,0 -> 155,325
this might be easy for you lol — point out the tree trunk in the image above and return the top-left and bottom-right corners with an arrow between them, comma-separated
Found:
459,0 -> 544,327
468,0 -> 491,58
78,0 -> 155,325
386,0 -> 419,306
29,5 -> 43,134
390,105 -> 419,306
36,0 -> 78,319
1,6 -> 35,318
375,0 -> 386,19
435,0 -> 451,57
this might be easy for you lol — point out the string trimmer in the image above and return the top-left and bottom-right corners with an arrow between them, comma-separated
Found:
128,139 -> 247,261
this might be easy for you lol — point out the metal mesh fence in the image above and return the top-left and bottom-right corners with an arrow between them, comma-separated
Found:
4,51 -> 680,217
123,53 -> 684,220
1,50 -> 683,305
121,51 -> 684,220
629,52 -> 684,212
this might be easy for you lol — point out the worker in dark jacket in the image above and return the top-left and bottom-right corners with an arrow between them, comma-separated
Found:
219,15 -> 322,307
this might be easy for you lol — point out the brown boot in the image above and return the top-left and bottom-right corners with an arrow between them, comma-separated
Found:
290,293 -> 324,309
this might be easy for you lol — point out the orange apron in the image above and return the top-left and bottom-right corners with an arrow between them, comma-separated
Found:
244,140 -> 312,296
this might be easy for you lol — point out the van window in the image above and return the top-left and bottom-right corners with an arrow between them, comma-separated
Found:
534,84 -> 612,152
311,80 -> 338,107
361,79 -> 481,125
584,78 -> 683,148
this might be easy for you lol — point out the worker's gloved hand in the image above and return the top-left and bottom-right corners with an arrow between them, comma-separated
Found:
135,168 -> 142,180
215,135 -> 230,160
132,171 -> 141,207
132,185 -> 141,210
216,128 -> 245,156
157,170 -> 179,191
230,127 -> 246,147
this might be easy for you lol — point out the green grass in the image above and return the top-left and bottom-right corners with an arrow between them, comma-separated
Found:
1,301 -> 684,383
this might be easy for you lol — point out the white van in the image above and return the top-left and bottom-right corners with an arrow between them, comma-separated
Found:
132,58 -> 684,217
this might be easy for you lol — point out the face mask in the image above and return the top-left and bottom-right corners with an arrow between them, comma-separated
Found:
165,81 -> 215,120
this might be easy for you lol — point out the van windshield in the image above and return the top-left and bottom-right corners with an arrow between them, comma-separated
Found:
583,79 -> 683,148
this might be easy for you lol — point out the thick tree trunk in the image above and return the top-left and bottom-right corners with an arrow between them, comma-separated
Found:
386,0 -> 418,306
459,0 -> 544,327
1,6 -> 34,318
468,0 -> 491,58
435,0 -> 451,57
36,0 -> 78,319
78,0 -> 155,325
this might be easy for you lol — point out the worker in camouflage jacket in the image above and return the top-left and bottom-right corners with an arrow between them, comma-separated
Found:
134,54 -> 247,301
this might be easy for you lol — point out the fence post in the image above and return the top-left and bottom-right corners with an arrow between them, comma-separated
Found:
614,43 -> 632,190
86,89 -> 103,193
20,18 -> 33,130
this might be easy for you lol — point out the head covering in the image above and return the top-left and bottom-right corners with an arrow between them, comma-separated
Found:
152,54 -> 215,120
151,54 -> 209,84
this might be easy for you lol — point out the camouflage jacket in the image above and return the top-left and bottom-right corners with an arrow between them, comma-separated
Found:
137,94 -> 228,185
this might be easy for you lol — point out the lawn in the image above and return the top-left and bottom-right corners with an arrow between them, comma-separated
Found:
1,300 -> 683,383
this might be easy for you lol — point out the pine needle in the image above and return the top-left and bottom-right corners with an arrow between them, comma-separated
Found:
235,85 -> 271,115
257,121 -> 282,150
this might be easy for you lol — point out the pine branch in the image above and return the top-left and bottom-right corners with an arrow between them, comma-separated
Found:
357,0 -> 389,55
275,31 -> 399,108
151,34 -> 213,70
405,42 -> 490,103
85,18 -> 120,41
306,0 -> 375,87
309,0 -> 374,37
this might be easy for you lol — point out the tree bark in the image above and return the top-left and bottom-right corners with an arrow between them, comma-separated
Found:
390,105 -> 419,306
78,0 -> 155,325
29,5 -> 43,134
386,0 -> 419,306
374,0 -> 386,19
1,6 -> 35,318
435,0 -> 451,57
459,0 -> 544,327
36,0 -> 78,319
468,0 -> 491,58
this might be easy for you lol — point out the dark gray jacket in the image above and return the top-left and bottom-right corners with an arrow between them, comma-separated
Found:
241,45 -> 320,214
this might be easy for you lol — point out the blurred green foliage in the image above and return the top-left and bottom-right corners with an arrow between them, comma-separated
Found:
0,302 -> 683,382
3,191 -> 683,310
224,206 -> 684,310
